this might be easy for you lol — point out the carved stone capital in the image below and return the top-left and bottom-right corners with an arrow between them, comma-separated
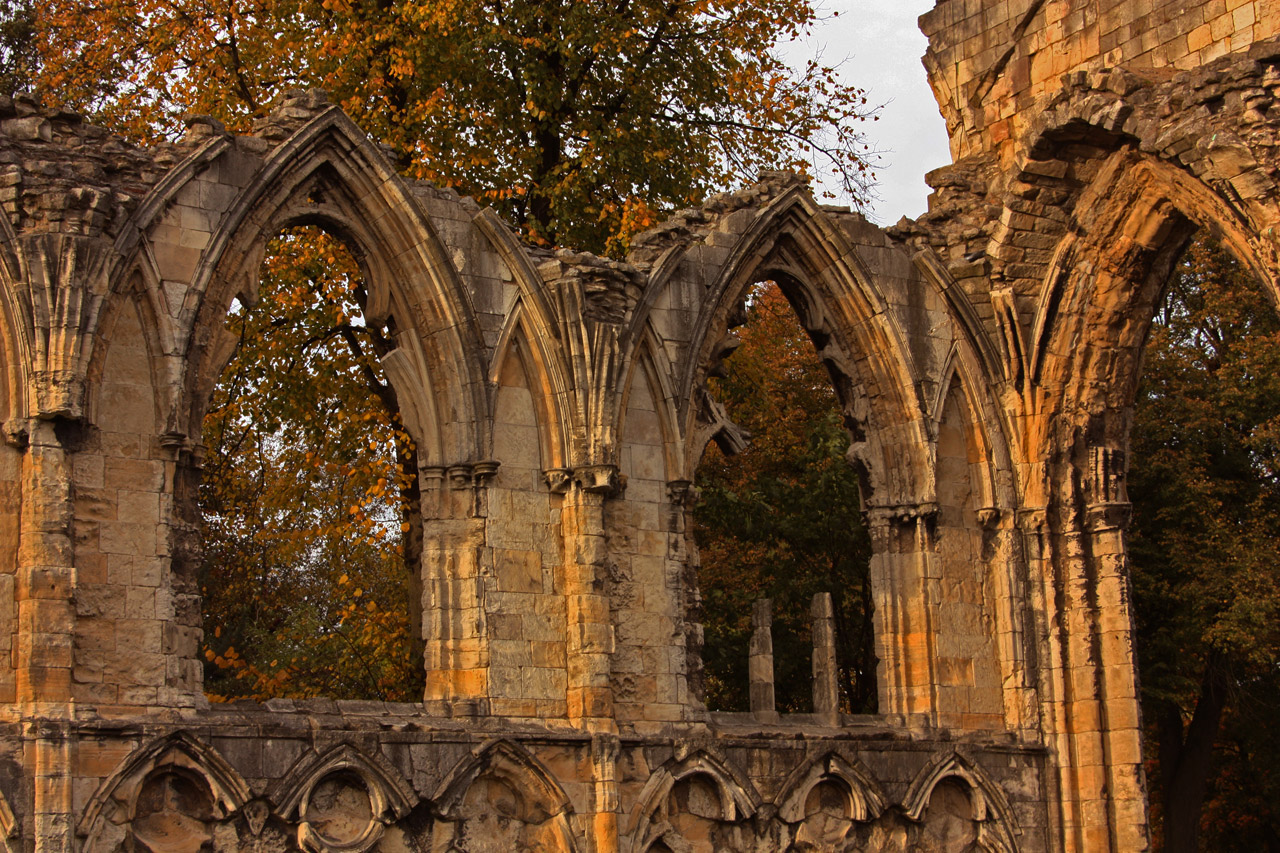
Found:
1016,507 -> 1048,534
33,374 -> 87,422
1085,501 -> 1132,533
472,460 -> 500,485
447,464 -> 474,490
866,501 -> 938,528
161,432 -> 204,469
2,418 -> 31,449
976,506 -> 1008,530
543,468 -> 573,494
666,479 -> 697,506
575,464 -> 624,497
419,465 -> 446,487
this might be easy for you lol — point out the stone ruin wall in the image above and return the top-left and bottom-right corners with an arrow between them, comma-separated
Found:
0,91 -> 1051,853
920,0 -> 1280,161
0,1 -> 1275,851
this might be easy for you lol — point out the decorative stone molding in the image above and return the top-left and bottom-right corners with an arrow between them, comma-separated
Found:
78,732 -> 252,851
272,742 -> 416,853
902,751 -> 1021,853
775,752 -> 888,825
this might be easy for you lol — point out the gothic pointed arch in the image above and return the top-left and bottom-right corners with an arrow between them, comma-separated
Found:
271,742 -> 416,852
616,324 -> 683,482
488,302 -> 572,473
625,749 -> 760,853
1031,154 -> 1274,424
434,739 -> 573,820
77,731 -> 251,849
432,739 -> 578,853
913,248 -> 1005,388
774,750 -> 887,824
474,208 -> 576,470
902,750 -> 1021,853
167,105 -> 487,466
474,207 -> 562,352
81,270 -> 171,436
656,185 -> 933,512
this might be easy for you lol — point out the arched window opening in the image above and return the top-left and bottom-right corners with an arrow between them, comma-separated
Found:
693,281 -> 876,714
1128,232 -> 1280,850
199,225 -> 424,702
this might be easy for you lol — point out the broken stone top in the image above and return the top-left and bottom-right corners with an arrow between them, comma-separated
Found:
626,169 -> 812,266
251,88 -> 339,142
541,248 -> 648,324
0,93 -> 169,239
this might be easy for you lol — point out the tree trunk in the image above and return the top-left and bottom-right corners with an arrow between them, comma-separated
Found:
1159,653 -> 1229,853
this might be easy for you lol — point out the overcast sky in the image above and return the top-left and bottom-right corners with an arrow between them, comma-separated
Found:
785,0 -> 951,225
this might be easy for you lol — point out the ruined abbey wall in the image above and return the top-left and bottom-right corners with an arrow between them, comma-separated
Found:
0,1 -> 1276,851
922,0 -> 1280,160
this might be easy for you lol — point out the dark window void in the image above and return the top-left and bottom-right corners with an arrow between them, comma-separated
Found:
693,281 -> 876,713
200,225 -> 423,701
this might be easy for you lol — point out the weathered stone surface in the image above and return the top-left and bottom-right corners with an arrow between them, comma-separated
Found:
0,4 -> 1275,852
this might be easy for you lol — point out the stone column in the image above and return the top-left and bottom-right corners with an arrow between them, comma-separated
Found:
561,464 -> 619,730
1085,498 -> 1147,853
811,592 -> 839,724
665,480 -> 699,715
979,505 -> 1040,736
421,464 -> 492,712
16,420 -> 78,852
867,504 -> 940,722
31,718 -> 74,853
16,420 -> 75,713
1041,444 -> 1147,853
1018,505 -> 1069,850
748,598 -> 776,721
1026,438 -> 1150,853
590,733 -> 621,853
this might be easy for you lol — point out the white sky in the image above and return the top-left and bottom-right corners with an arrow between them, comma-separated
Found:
786,0 -> 951,225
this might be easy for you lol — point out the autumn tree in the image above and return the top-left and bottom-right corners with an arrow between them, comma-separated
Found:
1128,234 -> 1280,851
694,282 -> 875,713
30,0 -> 875,253
200,227 -> 423,701
0,0 -> 35,97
